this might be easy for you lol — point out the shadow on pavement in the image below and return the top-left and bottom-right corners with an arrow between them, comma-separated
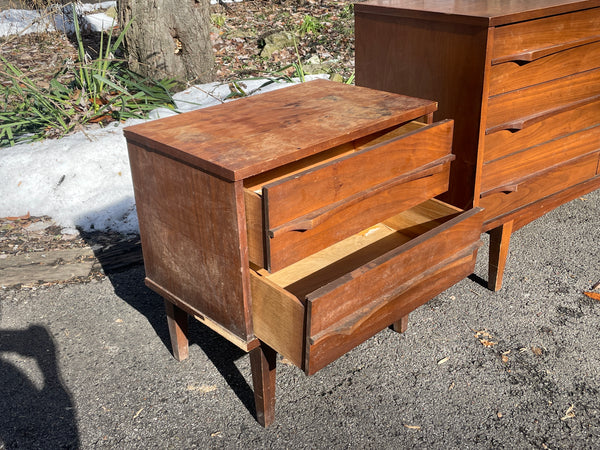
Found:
89,255 -> 258,420
0,325 -> 79,449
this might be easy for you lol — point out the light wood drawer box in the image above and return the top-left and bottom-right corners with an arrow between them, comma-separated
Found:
252,199 -> 482,375
124,80 -> 481,426
356,0 -> 600,291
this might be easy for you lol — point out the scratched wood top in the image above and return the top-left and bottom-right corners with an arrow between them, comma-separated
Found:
123,79 -> 436,181
356,0 -> 600,26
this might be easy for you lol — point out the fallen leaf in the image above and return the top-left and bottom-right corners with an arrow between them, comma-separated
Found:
474,330 -> 493,339
561,404 -> 575,421
532,346 -> 543,356
480,339 -> 497,347
583,291 -> 600,301
404,424 -> 421,430
501,354 -> 509,363
280,357 -> 295,366
187,384 -> 217,393
6,212 -> 30,221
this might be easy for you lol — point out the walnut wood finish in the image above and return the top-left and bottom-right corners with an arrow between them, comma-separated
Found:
356,0 -> 600,290
125,80 -> 482,426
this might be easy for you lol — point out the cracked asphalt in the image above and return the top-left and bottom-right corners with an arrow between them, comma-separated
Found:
1,188 -> 599,449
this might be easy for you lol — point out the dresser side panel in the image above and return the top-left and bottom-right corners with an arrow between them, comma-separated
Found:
355,12 -> 489,210
128,143 -> 252,341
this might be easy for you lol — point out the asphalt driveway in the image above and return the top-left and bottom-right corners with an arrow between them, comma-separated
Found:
1,189 -> 599,449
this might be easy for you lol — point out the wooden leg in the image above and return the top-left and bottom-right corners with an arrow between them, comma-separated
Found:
249,343 -> 277,427
164,300 -> 189,361
391,314 -> 409,333
488,220 -> 513,292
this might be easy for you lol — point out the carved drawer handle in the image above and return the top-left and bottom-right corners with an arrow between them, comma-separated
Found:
486,94 -> 600,134
491,36 -> 600,65
308,242 -> 482,347
268,154 -> 455,238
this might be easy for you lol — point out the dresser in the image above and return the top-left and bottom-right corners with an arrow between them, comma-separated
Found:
123,80 -> 482,426
355,0 -> 600,290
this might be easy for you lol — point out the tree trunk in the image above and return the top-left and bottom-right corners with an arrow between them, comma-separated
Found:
117,0 -> 214,84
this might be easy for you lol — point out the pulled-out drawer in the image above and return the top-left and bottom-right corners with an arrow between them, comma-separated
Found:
486,68 -> 600,133
481,124 -> 600,195
492,7 -> 600,64
480,152 -> 600,229
250,199 -> 482,375
245,120 -> 454,271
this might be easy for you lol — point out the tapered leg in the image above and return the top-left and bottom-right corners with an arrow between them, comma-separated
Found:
488,220 -> 513,291
391,314 -> 409,333
250,343 -> 277,427
164,300 -> 189,361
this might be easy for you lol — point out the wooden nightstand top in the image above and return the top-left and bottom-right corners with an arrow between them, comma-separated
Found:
123,79 -> 437,181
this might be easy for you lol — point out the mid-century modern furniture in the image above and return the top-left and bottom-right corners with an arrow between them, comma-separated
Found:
124,80 -> 482,426
355,0 -> 600,290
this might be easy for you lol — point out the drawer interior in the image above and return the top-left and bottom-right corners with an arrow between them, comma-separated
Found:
243,121 -> 426,193
265,199 -> 462,298
251,198 -> 479,373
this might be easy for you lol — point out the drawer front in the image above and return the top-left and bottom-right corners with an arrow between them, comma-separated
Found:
306,248 -> 478,375
484,100 -> 600,163
267,160 -> 451,271
486,68 -> 600,133
481,124 -> 600,195
480,152 -> 600,229
489,40 -> 600,97
305,207 -> 482,374
251,203 -> 483,375
264,120 -> 453,229
492,8 -> 600,64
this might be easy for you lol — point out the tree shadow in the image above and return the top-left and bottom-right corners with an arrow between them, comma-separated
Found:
0,325 -> 79,449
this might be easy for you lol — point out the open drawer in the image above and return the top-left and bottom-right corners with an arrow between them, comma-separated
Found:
244,120 -> 455,272
250,199 -> 483,375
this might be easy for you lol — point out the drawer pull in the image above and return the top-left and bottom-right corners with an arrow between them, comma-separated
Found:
308,242 -> 481,346
486,94 -> 600,134
480,184 -> 519,198
491,36 -> 600,65
480,150 -> 600,199
268,154 -> 455,238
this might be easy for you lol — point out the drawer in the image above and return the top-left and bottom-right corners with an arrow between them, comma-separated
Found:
245,120 -> 454,272
480,152 -> 600,229
486,68 -> 600,133
251,199 -> 483,375
492,7 -> 600,64
481,124 -> 600,195
489,41 -> 600,97
484,100 -> 600,163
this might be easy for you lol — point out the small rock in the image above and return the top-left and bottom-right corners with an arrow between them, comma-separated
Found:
260,31 -> 296,58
